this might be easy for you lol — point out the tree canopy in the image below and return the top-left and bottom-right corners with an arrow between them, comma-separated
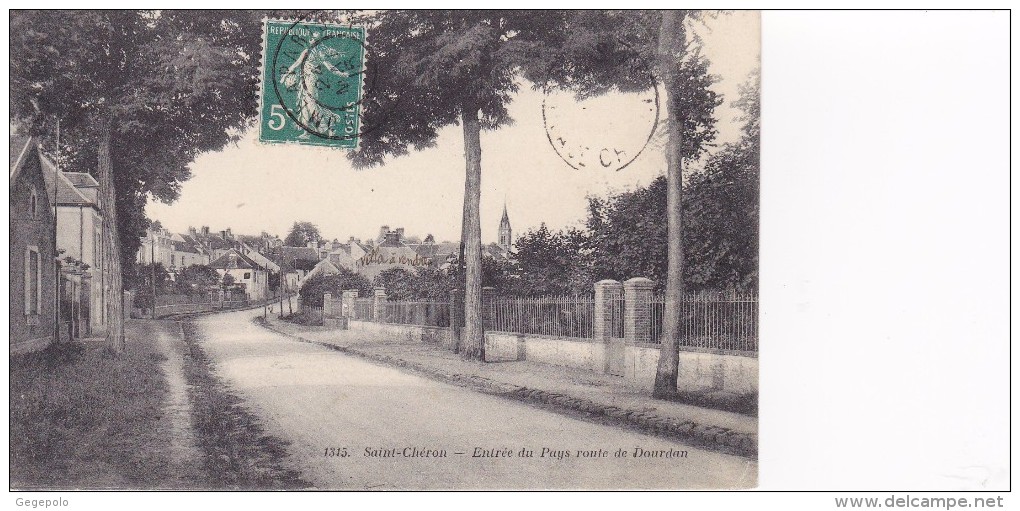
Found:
11,10 -> 265,266
284,221 -> 324,247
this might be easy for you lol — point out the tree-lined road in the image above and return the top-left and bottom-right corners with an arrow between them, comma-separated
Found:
188,307 -> 757,489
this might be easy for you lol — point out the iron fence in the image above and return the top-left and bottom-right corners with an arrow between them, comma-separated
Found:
649,292 -> 758,353
380,300 -> 451,327
353,298 -> 374,321
488,295 -> 596,339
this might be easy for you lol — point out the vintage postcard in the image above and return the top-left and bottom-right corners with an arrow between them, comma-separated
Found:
9,9 -> 760,490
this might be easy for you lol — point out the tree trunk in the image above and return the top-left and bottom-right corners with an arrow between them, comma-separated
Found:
460,105 -> 485,360
96,111 -> 125,353
653,10 -> 685,399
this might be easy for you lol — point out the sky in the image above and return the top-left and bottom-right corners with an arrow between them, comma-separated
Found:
146,11 -> 759,245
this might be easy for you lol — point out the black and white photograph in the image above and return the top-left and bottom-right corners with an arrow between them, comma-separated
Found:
10,8 -> 761,491
6,6 -> 1010,504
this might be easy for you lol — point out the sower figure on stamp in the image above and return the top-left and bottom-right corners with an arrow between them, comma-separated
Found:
280,32 -> 349,139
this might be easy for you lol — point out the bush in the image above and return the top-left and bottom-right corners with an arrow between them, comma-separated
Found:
298,269 -> 372,307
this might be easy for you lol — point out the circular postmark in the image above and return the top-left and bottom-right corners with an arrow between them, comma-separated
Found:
541,42 -> 660,172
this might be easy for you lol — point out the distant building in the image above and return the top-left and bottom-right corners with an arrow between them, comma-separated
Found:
498,203 -> 512,253
266,245 -> 320,291
10,136 -> 57,353
208,248 -> 270,301
137,225 -> 175,268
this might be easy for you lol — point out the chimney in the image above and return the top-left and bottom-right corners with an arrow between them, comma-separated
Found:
226,228 -> 232,238
348,236 -> 356,243
221,230 -> 228,239
188,226 -> 197,236
378,225 -> 390,241
384,231 -> 400,244
396,227 -> 405,240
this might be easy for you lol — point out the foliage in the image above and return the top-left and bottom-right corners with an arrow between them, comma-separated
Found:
298,270 -> 373,307
520,10 -> 721,162
10,10 -> 265,276
221,273 -> 236,290
174,264 -> 221,295
283,221 -> 323,247
126,263 -> 173,309
350,10 -> 584,358
507,68 -> 760,295
445,255 -> 523,296
349,11 -> 558,168
372,268 -> 420,301
682,69 -> 759,291
510,224 -> 592,295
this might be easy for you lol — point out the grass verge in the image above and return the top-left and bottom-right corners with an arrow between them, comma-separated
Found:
9,334 -> 172,489
179,321 -> 310,489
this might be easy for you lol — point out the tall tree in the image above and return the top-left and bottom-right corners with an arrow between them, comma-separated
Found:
524,10 -> 722,397
11,10 -> 263,350
351,11 -> 560,359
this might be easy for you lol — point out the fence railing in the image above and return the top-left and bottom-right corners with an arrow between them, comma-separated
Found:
649,292 -> 758,353
353,298 -> 374,321
314,289 -> 757,355
380,300 -> 451,328
302,304 -> 324,324
488,295 -> 596,339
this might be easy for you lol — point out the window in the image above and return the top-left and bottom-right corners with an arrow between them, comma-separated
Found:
29,188 -> 38,219
25,246 -> 41,316
244,272 -> 251,280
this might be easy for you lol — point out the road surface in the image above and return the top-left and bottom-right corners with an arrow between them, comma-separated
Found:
187,307 -> 757,489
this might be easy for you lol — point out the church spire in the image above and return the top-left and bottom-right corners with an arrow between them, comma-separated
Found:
498,202 -> 512,252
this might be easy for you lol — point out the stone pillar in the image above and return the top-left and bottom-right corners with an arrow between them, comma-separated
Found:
372,287 -> 387,323
594,280 -> 623,340
450,288 -> 464,349
341,290 -> 359,319
323,293 -> 334,318
624,277 -> 655,344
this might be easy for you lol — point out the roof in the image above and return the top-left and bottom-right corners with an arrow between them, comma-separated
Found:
10,135 -> 32,176
195,234 -> 236,251
39,153 -> 96,207
62,172 -> 99,188
268,246 -> 319,263
414,241 -> 459,261
208,249 -> 261,270
484,242 -> 513,261
173,236 -> 204,255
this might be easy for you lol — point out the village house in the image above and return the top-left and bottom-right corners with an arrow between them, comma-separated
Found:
266,245 -> 320,291
208,248 -> 271,301
40,154 -> 110,338
10,136 -> 57,353
137,225 -> 211,276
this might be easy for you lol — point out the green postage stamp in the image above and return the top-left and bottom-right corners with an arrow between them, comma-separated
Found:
259,19 -> 366,149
